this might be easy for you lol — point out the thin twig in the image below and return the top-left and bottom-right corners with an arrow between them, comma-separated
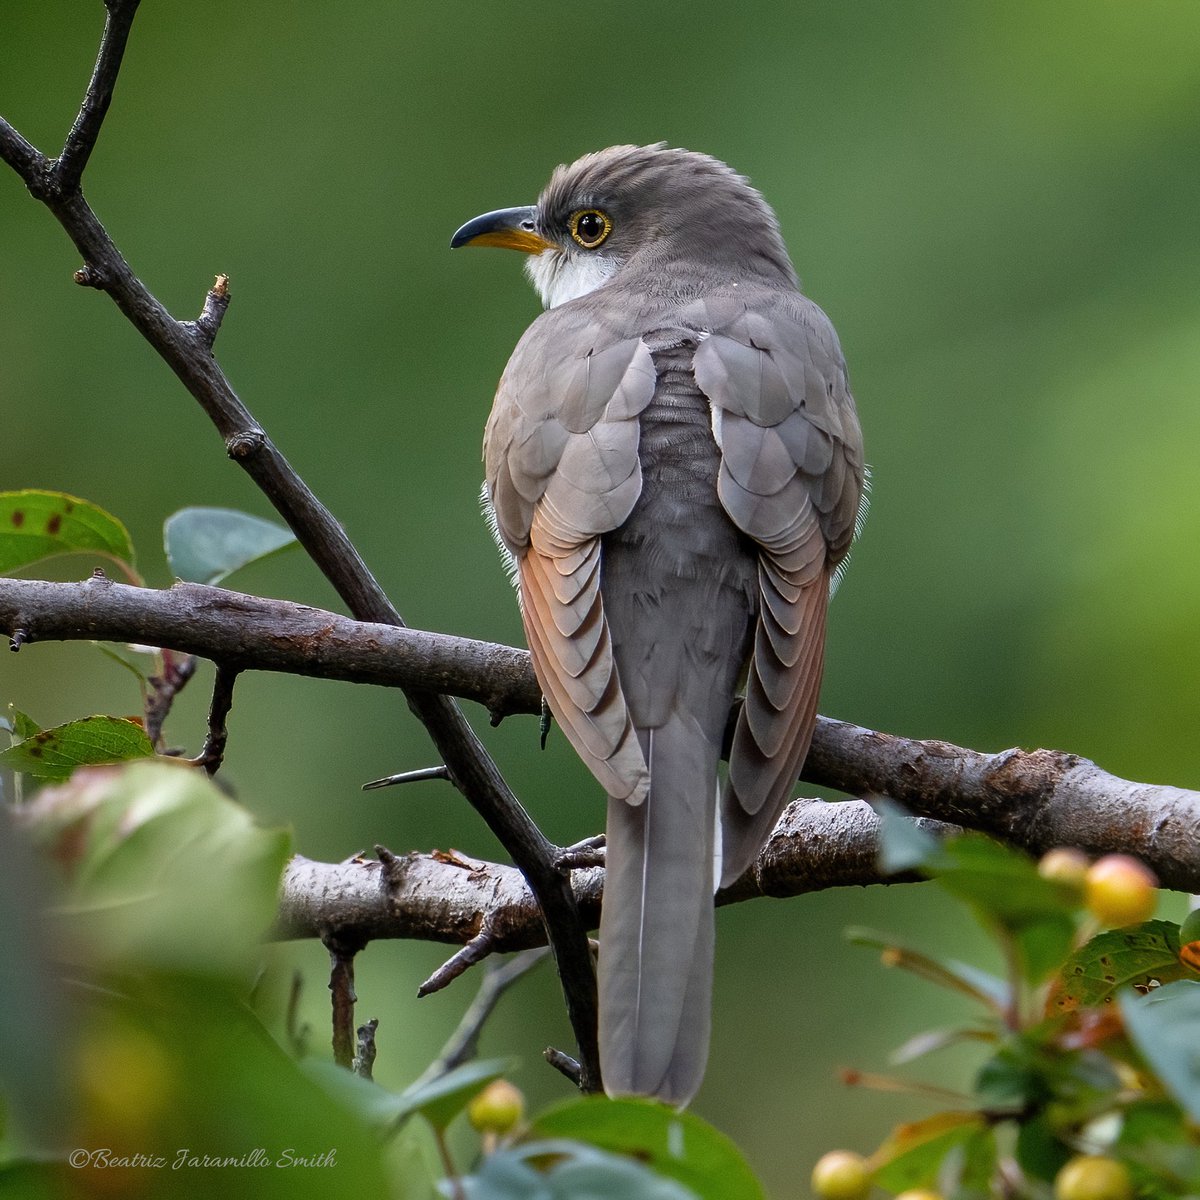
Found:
554,836 -> 607,871
189,663 -> 239,775
364,765 -> 451,791
285,970 -> 309,1057
0,10 -> 602,1090
544,1047 -> 582,1086
352,1018 -> 378,1080
54,0 -> 142,194
144,650 -> 197,748
418,919 -> 499,998
413,948 -> 549,1089
188,274 -> 230,347
326,938 -> 361,1069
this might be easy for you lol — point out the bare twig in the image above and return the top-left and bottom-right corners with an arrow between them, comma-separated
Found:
352,1019 -> 378,1080
189,663 -> 239,775
544,1047 -> 582,1086
285,970 -> 309,1057
188,274 -> 230,347
418,921 -> 500,999
326,938 -> 361,1070
364,765 -> 452,791
144,650 -> 197,747
54,0 -> 142,194
0,9 -> 601,1089
413,949 -> 549,1089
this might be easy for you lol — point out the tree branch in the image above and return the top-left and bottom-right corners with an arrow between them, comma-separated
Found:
1,7 -> 600,1088
274,800 -> 941,951
4,574 -> 1199,893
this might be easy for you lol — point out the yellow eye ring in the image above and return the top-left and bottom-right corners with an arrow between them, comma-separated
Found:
570,209 -> 612,249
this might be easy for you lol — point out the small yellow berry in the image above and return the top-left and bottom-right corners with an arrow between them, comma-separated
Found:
811,1150 -> 871,1200
895,1191 -> 942,1200
467,1079 -> 525,1136
1054,1154 -> 1133,1200
1038,848 -> 1090,893
1085,855 -> 1158,927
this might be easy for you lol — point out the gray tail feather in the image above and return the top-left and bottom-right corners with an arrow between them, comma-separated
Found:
598,707 -> 717,1106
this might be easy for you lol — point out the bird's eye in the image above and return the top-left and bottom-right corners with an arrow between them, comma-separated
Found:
570,209 -> 612,249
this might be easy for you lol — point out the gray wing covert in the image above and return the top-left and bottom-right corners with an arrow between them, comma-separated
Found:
483,308 -> 657,803
690,294 -> 865,883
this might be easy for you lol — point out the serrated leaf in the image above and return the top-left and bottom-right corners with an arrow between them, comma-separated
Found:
14,759 -> 291,972
164,506 -> 297,585
868,1111 -> 985,1191
0,489 -> 135,575
530,1097 -> 764,1200
5,705 -> 41,740
0,715 -> 154,780
1122,979 -> 1200,1122
847,927 -> 1007,1010
1051,921 -> 1191,1013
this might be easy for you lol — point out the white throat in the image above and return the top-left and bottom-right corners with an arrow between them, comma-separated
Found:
525,250 -> 619,309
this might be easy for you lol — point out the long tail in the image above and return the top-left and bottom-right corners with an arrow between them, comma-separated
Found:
598,705 -> 718,1106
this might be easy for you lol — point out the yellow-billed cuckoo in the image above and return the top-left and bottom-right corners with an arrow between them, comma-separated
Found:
452,144 -> 865,1106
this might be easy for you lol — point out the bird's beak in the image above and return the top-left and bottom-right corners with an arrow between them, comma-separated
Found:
450,205 -> 552,254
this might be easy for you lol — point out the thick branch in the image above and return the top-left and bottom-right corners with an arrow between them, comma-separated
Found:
274,800 -> 941,948
4,575 -> 1199,892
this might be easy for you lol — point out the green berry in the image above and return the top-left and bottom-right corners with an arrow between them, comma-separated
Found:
467,1079 -> 525,1136
811,1150 -> 871,1200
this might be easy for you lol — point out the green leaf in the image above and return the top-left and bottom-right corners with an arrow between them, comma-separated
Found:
397,1057 -> 515,1133
4,705 -> 41,740
164,506 -> 297,585
1014,1114 -> 1072,1183
924,835 -> 1079,981
530,1097 -> 764,1200
975,1027 -> 1119,1115
463,1140 -> 700,1200
875,798 -> 941,873
0,715 -> 154,780
1122,979 -> 1200,1122
1052,921 -> 1190,1013
868,1111 -> 986,1192
0,489 -> 135,575
15,758 -> 291,973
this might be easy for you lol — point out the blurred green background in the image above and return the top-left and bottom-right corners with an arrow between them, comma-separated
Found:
3,0 -> 1199,1192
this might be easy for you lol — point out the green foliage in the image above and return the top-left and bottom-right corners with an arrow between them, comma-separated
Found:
0,489 -> 136,579
531,1097 -> 766,1200
0,713 -> 154,779
164,506 -> 297,585
458,1139 -> 700,1199
830,811 -> 1199,1197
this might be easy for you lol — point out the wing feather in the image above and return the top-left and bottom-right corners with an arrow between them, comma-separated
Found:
692,291 -> 864,884
484,309 -> 656,806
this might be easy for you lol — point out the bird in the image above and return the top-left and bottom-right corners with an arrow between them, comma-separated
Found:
451,144 -> 865,1106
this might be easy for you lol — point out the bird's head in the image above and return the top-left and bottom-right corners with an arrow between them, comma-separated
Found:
451,143 -> 797,309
